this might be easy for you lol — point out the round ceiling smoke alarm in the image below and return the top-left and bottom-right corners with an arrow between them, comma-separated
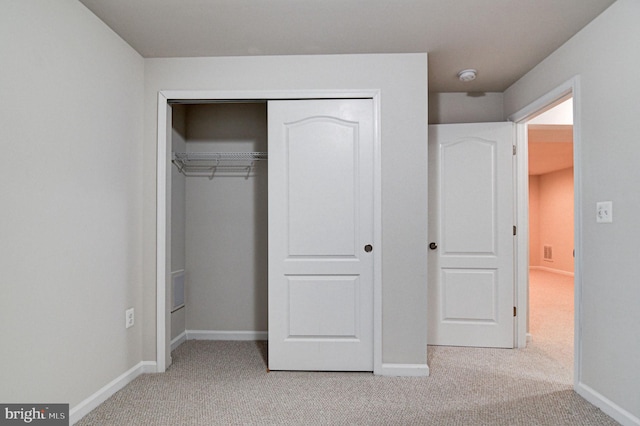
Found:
458,69 -> 477,82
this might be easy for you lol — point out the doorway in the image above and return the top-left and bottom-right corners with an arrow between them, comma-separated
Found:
509,77 -> 582,388
527,97 -> 575,373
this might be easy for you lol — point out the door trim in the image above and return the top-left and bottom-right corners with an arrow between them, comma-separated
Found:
508,76 -> 582,389
156,89 -> 382,373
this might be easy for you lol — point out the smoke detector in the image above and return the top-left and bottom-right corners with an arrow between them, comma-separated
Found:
458,69 -> 477,82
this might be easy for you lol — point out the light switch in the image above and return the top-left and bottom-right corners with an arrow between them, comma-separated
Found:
596,201 -> 613,223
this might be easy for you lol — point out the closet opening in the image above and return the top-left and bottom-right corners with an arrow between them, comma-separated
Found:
169,101 -> 269,357
157,89 -> 383,374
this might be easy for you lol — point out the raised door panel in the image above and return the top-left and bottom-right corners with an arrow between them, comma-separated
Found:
287,118 -> 357,257
442,138 -> 497,255
287,276 -> 359,338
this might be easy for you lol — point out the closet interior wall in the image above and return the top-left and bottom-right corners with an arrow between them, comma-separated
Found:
171,102 -> 268,342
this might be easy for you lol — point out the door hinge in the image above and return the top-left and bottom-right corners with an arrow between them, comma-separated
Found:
513,145 -> 517,155
513,225 -> 517,236
514,306 -> 517,317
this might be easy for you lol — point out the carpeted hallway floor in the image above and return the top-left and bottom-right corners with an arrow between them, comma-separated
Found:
528,268 -> 575,373
77,270 -> 616,425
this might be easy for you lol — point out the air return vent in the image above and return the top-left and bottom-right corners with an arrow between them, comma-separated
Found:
171,270 -> 185,312
543,245 -> 553,261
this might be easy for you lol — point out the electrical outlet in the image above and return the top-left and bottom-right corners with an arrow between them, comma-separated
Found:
596,201 -> 613,223
125,308 -> 135,328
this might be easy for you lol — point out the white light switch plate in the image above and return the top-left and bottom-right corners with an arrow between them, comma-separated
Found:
596,201 -> 613,223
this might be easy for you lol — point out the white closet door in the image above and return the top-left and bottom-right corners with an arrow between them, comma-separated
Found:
268,99 -> 374,371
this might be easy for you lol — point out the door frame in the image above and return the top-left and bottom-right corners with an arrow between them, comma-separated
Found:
155,89 -> 382,373
508,76 -> 582,388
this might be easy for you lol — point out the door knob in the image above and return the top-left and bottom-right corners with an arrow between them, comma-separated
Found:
364,244 -> 373,253
429,242 -> 438,250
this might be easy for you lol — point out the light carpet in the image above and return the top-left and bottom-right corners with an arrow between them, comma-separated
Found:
529,268 -> 575,372
78,270 -> 616,425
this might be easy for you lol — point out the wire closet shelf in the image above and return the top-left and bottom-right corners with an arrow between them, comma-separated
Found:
172,152 -> 268,178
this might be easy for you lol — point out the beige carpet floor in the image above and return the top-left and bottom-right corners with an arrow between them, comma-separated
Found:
78,270 -> 616,425
529,268 -> 575,373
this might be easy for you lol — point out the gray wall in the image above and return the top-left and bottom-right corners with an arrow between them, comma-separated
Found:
0,0 -> 144,408
144,54 -> 429,367
504,0 -> 640,420
184,103 -> 268,332
429,92 -> 504,124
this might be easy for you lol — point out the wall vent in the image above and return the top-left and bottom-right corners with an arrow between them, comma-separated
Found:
171,270 -> 185,312
543,245 -> 553,261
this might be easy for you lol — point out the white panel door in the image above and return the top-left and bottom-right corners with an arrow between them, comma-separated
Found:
428,123 -> 515,348
268,99 -> 374,371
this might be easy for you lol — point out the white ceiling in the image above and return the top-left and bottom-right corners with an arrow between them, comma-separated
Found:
79,0 -> 615,92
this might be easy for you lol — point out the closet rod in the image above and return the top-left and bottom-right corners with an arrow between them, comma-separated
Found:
172,152 -> 267,178
173,152 -> 267,162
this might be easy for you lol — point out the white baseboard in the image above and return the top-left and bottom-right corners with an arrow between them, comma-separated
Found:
576,382 -> 640,426
69,361 -> 157,425
171,331 -> 187,351
187,330 -> 268,341
529,265 -> 574,277
378,363 -> 429,377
